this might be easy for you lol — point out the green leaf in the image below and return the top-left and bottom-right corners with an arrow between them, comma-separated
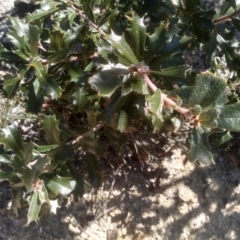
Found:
72,88 -> 87,112
121,74 -> 148,96
150,35 -> 192,68
44,175 -> 76,195
85,107 -> 96,128
80,138 -> 107,157
187,128 -> 215,164
117,110 -> 128,132
0,127 -> 24,159
89,68 -> 129,97
27,0 -> 60,22
8,17 -> 30,53
125,14 -> 147,60
22,142 -> 35,166
49,30 -> 65,51
216,34 -> 240,72
97,9 -> 118,26
84,152 -> 103,188
32,60 -> 62,99
22,167 -> 35,192
217,103 -> 240,131
47,49 -> 70,64
145,22 -> 167,64
0,171 -> 16,181
105,31 -> 139,65
29,25 -> 41,56
218,131 -> 233,147
66,162 -> 85,198
151,65 -> 189,83
42,115 -> 61,145
146,89 -> 163,119
226,0 -> 237,10
0,154 -> 11,164
3,69 -> 28,98
35,144 -> 58,153
26,80 -> 45,114
27,192 -> 42,225
189,72 -> 227,108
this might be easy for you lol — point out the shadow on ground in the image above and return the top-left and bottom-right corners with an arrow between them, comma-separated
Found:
1,145 -> 240,240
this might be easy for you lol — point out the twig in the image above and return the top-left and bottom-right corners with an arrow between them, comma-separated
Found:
213,9 -> 240,25
140,73 -> 190,116
71,4 -> 106,36
71,121 -> 105,144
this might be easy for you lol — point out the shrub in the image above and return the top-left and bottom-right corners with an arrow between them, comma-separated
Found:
1,0 -> 240,224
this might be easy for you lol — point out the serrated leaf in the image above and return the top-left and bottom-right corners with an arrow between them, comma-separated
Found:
89,68 -> 129,97
145,22 -> 167,64
72,88 -> 87,112
150,35 -> 192,68
80,138 -> 107,156
105,31 -> 138,65
35,144 -> 58,153
217,103 -> 240,131
216,34 -> 240,72
38,184 -> 49,204
49,30 -> 65,51
45,175 -> 76,195
0,171 -> 16,181
121,74 -> 148,96
27,192 -> 41,225
26,80 -> 45,114
48,144 -> 75,163
189,72 -> 227,108
85,107 -> 96,128
117,110 -> 128,132
34,155 -> 51,177
22,167 -> 35,192
47,49 -> 70,64
66,162 -> 85,198
27,1 -> 60,22
84,152 -> 103,188
8,17 -> 30,53
3,69 -> 27,98
151,65 -> 189,83
146,89 -> 163,119
187,128 -> 214,164
218,131 -> 233,147
97,9 -> 118,26
0,127 -> 24,159
226,0 -> 237,9
42,115 -> 61,145
32,60 -> 62,99
29,25 -> 41,56
125,14 -> 147,60
0,154 -> 11,164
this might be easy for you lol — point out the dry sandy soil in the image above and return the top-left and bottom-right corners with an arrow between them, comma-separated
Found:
1,140 -> 240,240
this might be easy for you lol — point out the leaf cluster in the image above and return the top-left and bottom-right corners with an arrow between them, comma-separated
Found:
1,0 -> 240,224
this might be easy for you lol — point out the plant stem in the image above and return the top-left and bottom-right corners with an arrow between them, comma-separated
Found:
140,73 -> 190,116
213,9 -> 240,25
71,121 -> 105,144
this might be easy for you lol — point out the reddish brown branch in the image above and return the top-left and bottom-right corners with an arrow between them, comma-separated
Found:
140,73 -> 190,116
213,9 -> 240,25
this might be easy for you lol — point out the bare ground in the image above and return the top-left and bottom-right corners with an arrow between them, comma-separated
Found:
1,144 -> 240,240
